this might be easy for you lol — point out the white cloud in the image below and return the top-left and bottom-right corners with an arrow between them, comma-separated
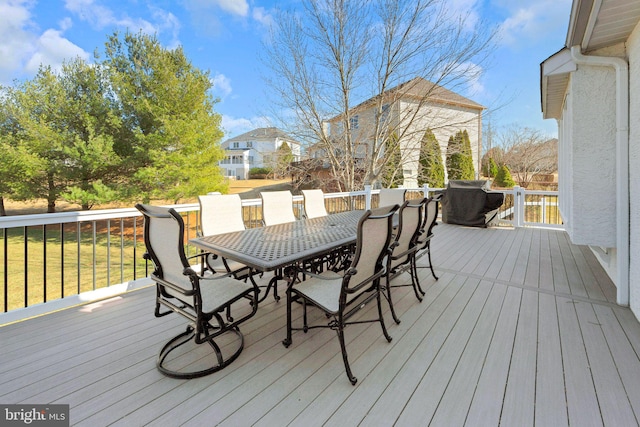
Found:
444,0 -> 482,32
497,0 -> 571,47
0,0 -> 36,82
222,115 -> 270,138
25,28 -> 89,74
460,62 -> 484,95
214,0 -> 249,17
64,0 -> 157,34
0,1 -> 90,84
252,7 -> 274,28
183,0 -> 249,18
211,73 -> 232,98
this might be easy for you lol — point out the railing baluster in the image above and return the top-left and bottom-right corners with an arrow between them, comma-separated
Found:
107,219 -> 111,286
120,219 -> 124,284
3,228 -> 7,312
61,224 -> 65,299
43,224 -> 47,303
77,222 -> 81,295
92,221 -> 97,290
23,226 -> 28,307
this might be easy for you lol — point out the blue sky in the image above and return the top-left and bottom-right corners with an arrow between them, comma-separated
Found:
0,0 -> 572,140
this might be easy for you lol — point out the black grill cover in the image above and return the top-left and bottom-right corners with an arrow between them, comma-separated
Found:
439,180 -> 504,227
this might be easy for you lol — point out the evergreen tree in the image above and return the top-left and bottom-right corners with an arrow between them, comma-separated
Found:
274,141 -> 294,178
418,129 -> 445,188
447,130 -> 475,181
104,31 -> 227,203
382,133 -> 403,188
495,164 -> 516,187
489,157 -> 499,178
0,31 -> 228,211
460,130 -> 475,179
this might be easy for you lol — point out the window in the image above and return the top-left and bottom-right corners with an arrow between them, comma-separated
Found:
233,142 -> 239,148
380,104 -> 390,123
246,141 -> 253,148
349,115 -> 359,130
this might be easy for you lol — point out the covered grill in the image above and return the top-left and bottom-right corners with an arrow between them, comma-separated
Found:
439,180 -> 504,227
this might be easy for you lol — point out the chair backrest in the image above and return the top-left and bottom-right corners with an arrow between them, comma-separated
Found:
390,199 -> 426,268
198,194 -> 245,236
136,204 -> 193,296
302,189 -> 328,219
345,204 -> 399,295
261,190 -> 297,226
378,188 -> 406,208
423,197 -> 439,237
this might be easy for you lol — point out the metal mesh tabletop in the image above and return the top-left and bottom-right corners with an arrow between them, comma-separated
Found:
190,210 -> 364,271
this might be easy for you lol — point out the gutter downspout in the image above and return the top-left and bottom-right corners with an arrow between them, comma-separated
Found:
570,45 -> 630,306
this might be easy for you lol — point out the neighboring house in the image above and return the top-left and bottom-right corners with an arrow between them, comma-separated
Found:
540,0 -> 640,316
219,127 -> 301,179
318,77 -> 484,188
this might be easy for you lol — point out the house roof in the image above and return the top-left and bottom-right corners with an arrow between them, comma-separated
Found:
328,77 -> 484,122
541,0 -> 640,119
390,77 -> 484,110
223,127 -> 300,146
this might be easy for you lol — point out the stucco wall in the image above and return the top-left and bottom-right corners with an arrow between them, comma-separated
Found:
566,65 -> 617,247
628,23 -> 640,318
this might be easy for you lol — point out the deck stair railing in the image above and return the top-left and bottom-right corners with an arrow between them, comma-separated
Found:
0,186 -> 561,322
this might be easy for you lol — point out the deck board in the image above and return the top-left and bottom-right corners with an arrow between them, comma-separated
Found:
1,224 -> 640,426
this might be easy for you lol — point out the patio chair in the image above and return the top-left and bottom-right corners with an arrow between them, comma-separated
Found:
136,204 -> 259,379
384,198 -> 427,324
259,190 -> 298,301
302,189 -> 328,219
283,204 -> 399,385
198,194 -> 252,277
378,188 -> 406,208
260,190 -> 297,226
414,195 -> 440,280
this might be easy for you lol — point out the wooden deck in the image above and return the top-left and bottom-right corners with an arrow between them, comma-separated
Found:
2,224 -> 640,426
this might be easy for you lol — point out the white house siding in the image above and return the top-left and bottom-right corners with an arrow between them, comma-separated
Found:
564,63 -> 617,248
628,23 -> 640,317
398,99 -> 481,187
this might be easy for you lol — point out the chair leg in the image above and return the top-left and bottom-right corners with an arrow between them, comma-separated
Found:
412,257 -> 426,296
283,285 -> 293,348
376,285 -> 393,343
157,324 -> 244,379
409,257 -> 423,302
385,274 -> 402,324
416,243 -> 439,281
427,247 -> 439,280
336,318 -> 357,385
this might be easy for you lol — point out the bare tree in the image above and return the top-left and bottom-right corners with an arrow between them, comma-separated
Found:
498,125 -> 558,188
262,0 -> 496,191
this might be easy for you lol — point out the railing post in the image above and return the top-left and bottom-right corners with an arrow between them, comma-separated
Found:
513,186 -> 524,228
423,183 -> 430,198
364,185 -> 372,210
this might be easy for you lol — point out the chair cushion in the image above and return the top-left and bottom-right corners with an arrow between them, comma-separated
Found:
199,276 -> 255,313
293,271 -> 344,314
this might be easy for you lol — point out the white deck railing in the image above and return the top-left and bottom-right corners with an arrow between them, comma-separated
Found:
0,186 -> 561,323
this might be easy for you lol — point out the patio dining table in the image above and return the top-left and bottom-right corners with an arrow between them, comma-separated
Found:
189,210 -> 365,274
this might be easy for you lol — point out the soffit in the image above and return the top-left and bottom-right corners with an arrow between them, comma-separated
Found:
568,0 -> 640,51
